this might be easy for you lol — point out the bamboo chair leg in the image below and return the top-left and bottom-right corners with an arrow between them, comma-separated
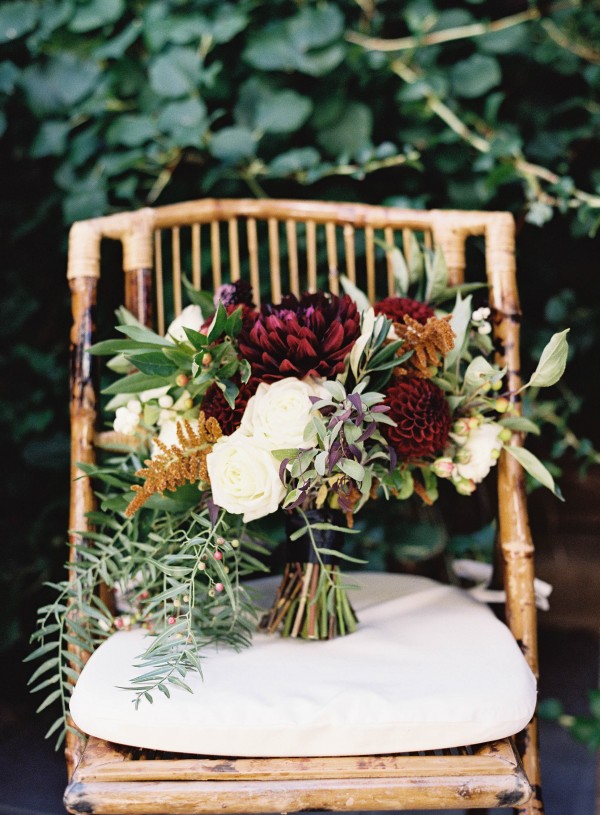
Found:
515,714 -> 544,814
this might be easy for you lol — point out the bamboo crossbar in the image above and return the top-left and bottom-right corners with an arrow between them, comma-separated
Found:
66,198 -> 543,814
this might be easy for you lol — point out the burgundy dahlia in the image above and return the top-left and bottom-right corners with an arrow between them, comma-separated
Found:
374,296 -> 434,325
384,377 -> 451,459
238,292 -> 361,382
201,377 -> 259,435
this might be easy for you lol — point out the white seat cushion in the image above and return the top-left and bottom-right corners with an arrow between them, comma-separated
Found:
70,573 -> 536,756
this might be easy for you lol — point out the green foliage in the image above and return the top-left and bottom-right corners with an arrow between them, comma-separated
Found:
540,691 -> 600,751
2,0 -> 600,675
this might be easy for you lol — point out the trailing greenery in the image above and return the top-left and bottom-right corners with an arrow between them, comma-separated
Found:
2,0 -> 600,661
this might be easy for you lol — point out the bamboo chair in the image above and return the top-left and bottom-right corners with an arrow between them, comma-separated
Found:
64,199 -> 543,814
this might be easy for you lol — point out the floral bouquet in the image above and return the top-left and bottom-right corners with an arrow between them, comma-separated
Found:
30,243 -> 569,730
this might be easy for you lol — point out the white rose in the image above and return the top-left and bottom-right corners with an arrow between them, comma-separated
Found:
207,432 -> 285,522
166,304 -> 204,343
455,422 -> 503,483
240,377 -> 327,451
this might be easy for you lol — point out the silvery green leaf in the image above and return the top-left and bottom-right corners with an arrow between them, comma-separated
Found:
464,356 -> 496,391
505,445 -> 564,500
425,245 -> 448,302
499,416 -> 541,435
314,450 -> 328,476
337,458 -> 365,481
340,275 -> 371,312
390,247 -> 409,296
445,293 -> 472,370
407,232 -> 423,283
343,422 -> 362,444
324,379 -> 346,402
527,329 -> 570,388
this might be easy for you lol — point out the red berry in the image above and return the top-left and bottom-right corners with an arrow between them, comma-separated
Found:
168,616 -> 176,625
214,551 -> 223,561
215,583 -> 224,593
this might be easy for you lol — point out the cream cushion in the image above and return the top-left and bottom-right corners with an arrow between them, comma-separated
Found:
70,573 -> 536,756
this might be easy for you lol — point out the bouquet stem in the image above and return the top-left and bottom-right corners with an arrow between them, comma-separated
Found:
259,509 -> 358,640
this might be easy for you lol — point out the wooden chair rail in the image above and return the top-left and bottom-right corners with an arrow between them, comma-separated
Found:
64,736 -> 531,814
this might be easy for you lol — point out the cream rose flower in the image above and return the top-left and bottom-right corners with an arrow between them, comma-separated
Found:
166,304 -> 204,343
455,422 -> 503,483
207,432 -> 285,522
239,377 -> 327,451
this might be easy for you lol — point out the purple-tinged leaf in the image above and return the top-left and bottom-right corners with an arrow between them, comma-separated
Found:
388,445 -> 397,472
206,498 -> 220,527
279,458 -> 290,484
357,422 -> 377,443
347,392 -> 364,420
370,404 -> 391,413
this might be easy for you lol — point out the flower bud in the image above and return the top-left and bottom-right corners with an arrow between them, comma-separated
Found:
491,448 -> 501,460
126,399 -> 142,415
455,448 -> 472,465
202,353 -> 213,367
478,322 -> 492,335
499,427 -> 512,443
432,457 -> 455,478
158,394 -> 174,408
453,419 -> 470,436
455,478 -> 476,496
495,397 -> 510,414
176,374 -> 189,387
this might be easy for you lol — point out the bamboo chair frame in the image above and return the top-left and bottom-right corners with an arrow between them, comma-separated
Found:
65,199 -> 543,814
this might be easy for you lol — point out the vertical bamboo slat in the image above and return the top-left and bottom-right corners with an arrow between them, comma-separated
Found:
228,219 -> 240,282
210,220 -> 221,291
191,223 -> 201,290
365,225 -> 376,303
247,218 -> 260,306
125,269 -> 153,327
343,224 -> 356,283
306,221 -> 317,293
384,226 -> 395,296
154,231 -> 165,336
268,218 -> 282,304
286,220 -> 300,296
171,227 -> 182,316
325,222 -> 339,295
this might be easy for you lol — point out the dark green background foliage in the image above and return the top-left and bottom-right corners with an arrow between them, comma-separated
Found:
1,0 -> 600,651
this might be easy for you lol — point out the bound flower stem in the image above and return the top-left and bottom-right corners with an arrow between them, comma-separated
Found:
260,561 -> 358,639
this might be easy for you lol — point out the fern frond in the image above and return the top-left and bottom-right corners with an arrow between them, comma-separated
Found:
126,414 -> 222,516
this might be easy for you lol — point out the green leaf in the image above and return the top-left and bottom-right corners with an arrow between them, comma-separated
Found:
130,352 -> 178,377
95,20 -> 142,59
269,147 -> 320,175
452,54 -> 501,98
0,2 -> 38,44
445,294 -> 472,370
157,98 -> 208,147
390,248 -> 410,297
20,54 -> 101,116
69,0 -> 125,33
209,126 -> 258,162
106,115 -> 156,148
0,60 -> 19,94
337,458 -> 365,481
116,324 -> 173,346
339,275 -> 371,312
288,5 -> 344,51
149,49 -> 202,99
102,372 -> 172,395
527,329 -> 570,388
425,245 -> 448,302
499,416 -> 541,436
30,120 -> 70,158
317,548 -> 366,564
464,356 -> 496,391
317,102 -> 372,157
505,445 -> 564,500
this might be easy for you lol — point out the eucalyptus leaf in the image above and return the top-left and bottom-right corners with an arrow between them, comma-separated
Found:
339,275 -> 371,312
505,445 -> 564,500
425,245 -> 449,302
464,356 -> 496,391
445,293 -> 472,370
527,329 -> 570,388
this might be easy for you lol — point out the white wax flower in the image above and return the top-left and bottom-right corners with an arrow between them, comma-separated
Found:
240,377 -> 327,451
166,304 -> 204,343
207,432 -> 286,522
113,405 -> 140,435
455,422 -> 503,483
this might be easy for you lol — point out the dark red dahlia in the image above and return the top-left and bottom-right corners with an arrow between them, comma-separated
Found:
384,377 -> 451,459
201,377 -> 259,435
374,296 -> 434,325
238,292 -> 361,382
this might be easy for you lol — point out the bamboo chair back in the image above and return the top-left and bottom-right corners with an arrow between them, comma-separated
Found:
66,199 -> 542,814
